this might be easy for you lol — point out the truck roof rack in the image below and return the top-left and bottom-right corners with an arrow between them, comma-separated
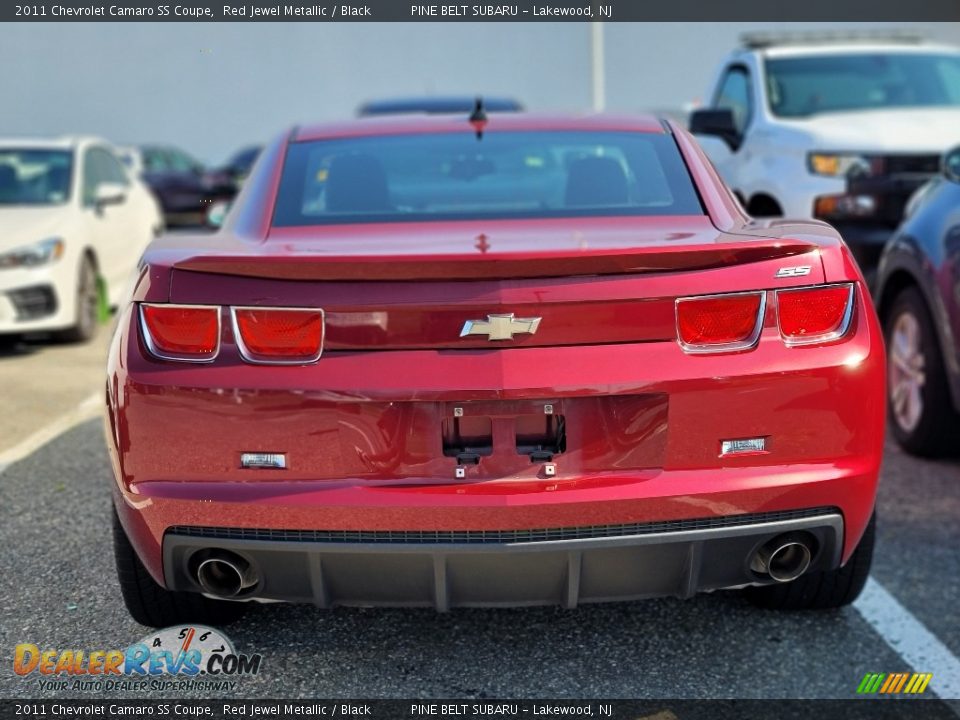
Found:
740,30 -> 927,50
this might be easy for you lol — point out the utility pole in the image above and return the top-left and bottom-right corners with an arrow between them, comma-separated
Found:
591,21 -> 606,112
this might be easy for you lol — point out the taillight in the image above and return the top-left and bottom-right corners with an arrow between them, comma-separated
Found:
777,284 -> 854,346
140,304 -> 220,361
676,292 -> 765,353
232,307 -> 325,364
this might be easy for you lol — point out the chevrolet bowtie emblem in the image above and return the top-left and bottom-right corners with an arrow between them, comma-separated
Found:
460,313 -> 542,341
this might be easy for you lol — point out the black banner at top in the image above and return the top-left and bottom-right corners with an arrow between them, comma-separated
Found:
5,0 -> 960,22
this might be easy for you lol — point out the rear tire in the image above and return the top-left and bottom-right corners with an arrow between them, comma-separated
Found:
745,513 -> 875,610
747,194 -> 783,218
884,286 -> 960,457
113,507 -> 248,628
56,256 -> 99,343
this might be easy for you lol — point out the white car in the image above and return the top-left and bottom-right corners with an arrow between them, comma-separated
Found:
0,137 -> 163,342
689,32 -> 960,278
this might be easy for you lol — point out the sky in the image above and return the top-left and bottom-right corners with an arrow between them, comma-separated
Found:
2,21 -> 959,165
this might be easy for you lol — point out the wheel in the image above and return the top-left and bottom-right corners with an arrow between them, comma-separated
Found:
747,195 -> 783,218
56,256 -> 99,343
113,507 -> 248,628
745,513 -> 875,610
884,286 -> 960,456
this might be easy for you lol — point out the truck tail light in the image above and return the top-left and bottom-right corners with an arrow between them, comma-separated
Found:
232,307 -> 325,364
777,284 -> 854,346
140,304 -> 220,362
676,292 -> 765,353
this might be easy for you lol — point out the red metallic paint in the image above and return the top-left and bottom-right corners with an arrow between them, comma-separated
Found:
105,114 -> 885,592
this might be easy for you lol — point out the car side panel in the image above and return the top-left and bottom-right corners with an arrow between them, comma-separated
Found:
878,179 -> 960,412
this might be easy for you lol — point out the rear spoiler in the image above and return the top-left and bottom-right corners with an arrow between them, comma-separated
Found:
172,242 -> 819,282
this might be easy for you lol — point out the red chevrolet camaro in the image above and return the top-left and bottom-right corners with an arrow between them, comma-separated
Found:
105,112 -> 884,627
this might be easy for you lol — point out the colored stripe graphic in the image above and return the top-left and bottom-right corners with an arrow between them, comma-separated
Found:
857,672 -> 932,694
857,673 -> 886,694
908,673 -> 933,694
893,673 -> 909,693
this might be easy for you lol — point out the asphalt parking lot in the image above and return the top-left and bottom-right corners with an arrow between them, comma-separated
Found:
0,336 -> 958,706
0,329 -> 108,466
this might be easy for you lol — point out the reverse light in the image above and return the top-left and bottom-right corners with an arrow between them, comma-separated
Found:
140,304 -> 220,361
232,307 -> 325,364
676,292 -> 765,353
720,437 -> 767,456
777,284 -> 855,346
240,452 -> 287,470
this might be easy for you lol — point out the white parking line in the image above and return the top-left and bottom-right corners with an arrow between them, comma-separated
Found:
856,576 -> 960,701
0,391 -> 102,471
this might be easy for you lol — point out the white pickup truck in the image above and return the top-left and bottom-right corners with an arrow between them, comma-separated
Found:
689,32 -> 960,278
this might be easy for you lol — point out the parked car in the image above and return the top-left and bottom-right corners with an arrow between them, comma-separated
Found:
875,146 -> 960,456
121,145 -> 234,227
0,137 -> 162,343
690,31 -> 960,280
207,145 -> 262,192
357,95 -> 523,116
106,112 -> 883,627
116,146 -> 143,177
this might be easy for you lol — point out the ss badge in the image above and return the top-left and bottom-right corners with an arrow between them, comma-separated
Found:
775,266 -> 812,278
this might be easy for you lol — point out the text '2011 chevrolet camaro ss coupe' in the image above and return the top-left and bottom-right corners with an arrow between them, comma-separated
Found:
105,112 -> 884,627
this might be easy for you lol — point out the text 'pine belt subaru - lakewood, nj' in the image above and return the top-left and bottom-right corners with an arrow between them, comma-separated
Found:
104,109 -> 884,627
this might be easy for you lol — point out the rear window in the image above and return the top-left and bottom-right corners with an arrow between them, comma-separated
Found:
272,131 -> 703,226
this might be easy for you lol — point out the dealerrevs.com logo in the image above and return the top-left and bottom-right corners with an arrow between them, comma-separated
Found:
14,626 -> 262,692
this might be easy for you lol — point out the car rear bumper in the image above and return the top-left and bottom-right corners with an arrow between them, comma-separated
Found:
113,456 -> 876,601
161,509 -> 843,609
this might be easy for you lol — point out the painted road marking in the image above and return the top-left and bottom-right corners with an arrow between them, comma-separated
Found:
856,577 -> 960,701
0,391 -> 101,470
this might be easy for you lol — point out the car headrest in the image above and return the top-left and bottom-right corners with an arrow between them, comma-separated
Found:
325,154 -> 390,213
46,166 -> 70,194
0,165 -> 17,193
564,156 -> 629,208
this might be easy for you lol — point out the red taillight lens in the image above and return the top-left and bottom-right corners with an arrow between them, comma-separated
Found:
676,293 -> 764,351
777,284 -> 854,345
233,307 -> 324,363
140,304 -> 220,360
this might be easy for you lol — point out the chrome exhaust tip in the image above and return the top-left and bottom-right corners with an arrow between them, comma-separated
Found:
195,552 -> 258,597
751,533 -> 814,583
